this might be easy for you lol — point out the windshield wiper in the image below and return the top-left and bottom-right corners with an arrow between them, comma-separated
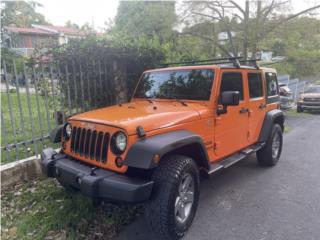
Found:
144,96 -> 157,103
167,96 -> 188,106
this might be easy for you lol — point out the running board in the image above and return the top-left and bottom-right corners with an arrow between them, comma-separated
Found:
208,142 -> 265,175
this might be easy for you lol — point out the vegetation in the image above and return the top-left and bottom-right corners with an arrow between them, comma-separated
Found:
1,92 -> 57,163
0,1 -> 48,28
1,179 -> 142,240
106,0 -> 320,78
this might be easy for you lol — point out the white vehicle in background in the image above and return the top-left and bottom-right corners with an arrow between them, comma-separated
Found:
279,83 -> 293,110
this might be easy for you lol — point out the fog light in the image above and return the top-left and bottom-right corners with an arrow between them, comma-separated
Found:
115,157 -> 123,168
152,154 -> 161,162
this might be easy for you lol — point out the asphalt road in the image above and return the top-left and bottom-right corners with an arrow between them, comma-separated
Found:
117,113 -> 320,240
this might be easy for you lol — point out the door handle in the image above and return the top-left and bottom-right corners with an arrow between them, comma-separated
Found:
239,108 -> 249,113
259,103 -> 266,109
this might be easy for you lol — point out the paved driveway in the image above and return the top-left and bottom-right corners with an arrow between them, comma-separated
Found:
117,114 -> 320,240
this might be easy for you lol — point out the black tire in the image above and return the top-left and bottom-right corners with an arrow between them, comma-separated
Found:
257,124 -> 283,167
145,155 -> 200,240
297,105 -> 303,113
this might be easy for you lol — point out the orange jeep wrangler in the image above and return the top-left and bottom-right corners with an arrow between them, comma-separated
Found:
42,57 -> 284,240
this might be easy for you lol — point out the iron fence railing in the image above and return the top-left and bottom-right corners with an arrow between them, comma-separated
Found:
1,59 -> 120,164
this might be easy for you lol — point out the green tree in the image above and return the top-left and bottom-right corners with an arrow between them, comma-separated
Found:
1,0 -> 48,28
182,0 -> 320,58
64,20 -> 79,29
261,17 -> 320,78
114,1 -> 177,43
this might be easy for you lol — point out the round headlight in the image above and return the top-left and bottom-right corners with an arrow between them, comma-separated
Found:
111,131 -> 127,154
64,123 -> 72,139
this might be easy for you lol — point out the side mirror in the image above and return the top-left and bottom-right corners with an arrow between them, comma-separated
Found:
217,91 -> 240,115
221,91 -> 240,106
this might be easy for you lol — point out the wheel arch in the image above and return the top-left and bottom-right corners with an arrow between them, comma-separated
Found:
258,109 -> 285,142
123,130 -> 210,171
161,142 -> 210,170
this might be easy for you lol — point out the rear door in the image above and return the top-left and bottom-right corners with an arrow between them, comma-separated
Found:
214,70 -> 249,159
246,71 -> 266,144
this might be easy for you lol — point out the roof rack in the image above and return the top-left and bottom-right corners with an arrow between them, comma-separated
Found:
162,57 -> 242,68
161,57 -> 260,69
239,59 -> 260,69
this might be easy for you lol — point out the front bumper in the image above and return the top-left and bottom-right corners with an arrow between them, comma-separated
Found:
41,148 -> 154,203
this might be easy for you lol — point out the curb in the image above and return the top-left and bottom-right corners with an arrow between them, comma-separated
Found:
1,155 -> 44,189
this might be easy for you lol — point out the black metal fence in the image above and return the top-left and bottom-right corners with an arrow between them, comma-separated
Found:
1,58 -> 127,164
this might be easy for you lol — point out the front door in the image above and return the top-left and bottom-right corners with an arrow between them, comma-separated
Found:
246,71 -> 266,144
214,71 -> 249,159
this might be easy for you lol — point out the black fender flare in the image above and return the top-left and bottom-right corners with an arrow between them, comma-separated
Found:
258,109 -> 284,142
123,130 -> 210,170
50,125 -> 63,143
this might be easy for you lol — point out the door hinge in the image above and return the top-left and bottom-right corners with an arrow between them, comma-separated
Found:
214,117 -> 221,125
214,142 -> 220,150
247,131 -> 251,139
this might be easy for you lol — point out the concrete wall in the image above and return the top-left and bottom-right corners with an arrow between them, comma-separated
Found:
1,155 -> 44,189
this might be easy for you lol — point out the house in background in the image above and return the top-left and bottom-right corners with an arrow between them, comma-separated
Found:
31,25 -> 87,45
3,25 -> 88,57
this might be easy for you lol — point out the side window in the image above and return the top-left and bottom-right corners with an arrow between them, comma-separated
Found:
248,73 -> 263,98
265,72 -> 278,96
220,72 -> 244,100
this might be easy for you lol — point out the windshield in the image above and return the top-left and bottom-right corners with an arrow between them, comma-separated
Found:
304,86 -> 320,93
134,69 -> 214,100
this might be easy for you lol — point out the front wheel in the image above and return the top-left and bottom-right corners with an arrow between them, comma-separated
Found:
257,123 -> 283,166
145,155 -> 199,240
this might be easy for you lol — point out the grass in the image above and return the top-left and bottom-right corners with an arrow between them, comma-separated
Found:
1,178 -> 142,240
1,92 -> 57,163
284,124 -> 292,134
284,108 -> 316,117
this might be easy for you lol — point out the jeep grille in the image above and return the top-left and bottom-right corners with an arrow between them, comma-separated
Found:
70,127 -> 110,163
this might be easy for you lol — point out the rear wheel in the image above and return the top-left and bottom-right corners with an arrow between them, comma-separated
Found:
257,124 -> 283,167
145,155 -> 199,240
297,105 -> 303,113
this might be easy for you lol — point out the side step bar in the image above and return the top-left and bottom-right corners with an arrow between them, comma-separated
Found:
208,142 -> 265,175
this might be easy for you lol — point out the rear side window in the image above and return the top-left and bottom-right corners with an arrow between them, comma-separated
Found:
248,73 -> 263,98
220,72 -> 243,100
265,72 -> 278,96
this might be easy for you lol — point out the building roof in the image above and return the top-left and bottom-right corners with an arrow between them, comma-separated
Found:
4,25 -> 87,36
4,26 -> 57,35
32,25 -> 87,36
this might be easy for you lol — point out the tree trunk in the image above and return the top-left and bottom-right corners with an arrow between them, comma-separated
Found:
113,59 -> 128,104
243,0 -> 249,59
251,0 -> 262,59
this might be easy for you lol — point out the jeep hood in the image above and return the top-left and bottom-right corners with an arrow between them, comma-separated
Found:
69,101 -> 206,135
